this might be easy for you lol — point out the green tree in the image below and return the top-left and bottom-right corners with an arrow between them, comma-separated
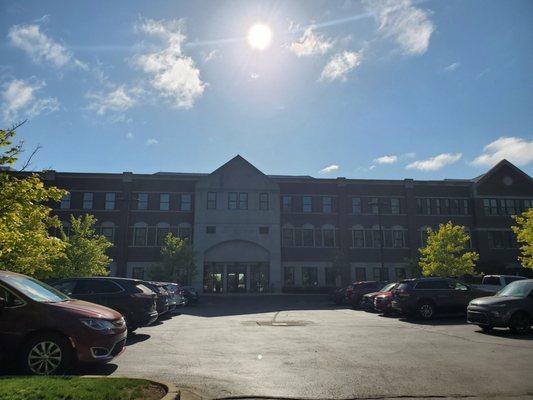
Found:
512,208 -> 533,270
148,234 -> 196,284
0,125 -> 67,278
419,221 -> 479,277
53,214 -> 113,278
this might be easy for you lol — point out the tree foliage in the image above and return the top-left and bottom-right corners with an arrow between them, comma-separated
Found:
419,221 -> 479,277
53,214 -> 113,278
0,126 -> 67,277
512,208 -> 533,270
148,234 -> 196,284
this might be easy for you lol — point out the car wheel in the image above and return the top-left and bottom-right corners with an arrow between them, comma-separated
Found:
416,301 -> 435,320
123,316 -> 137,334
479,325 -> 492,332
509,312 -> 531,334
21,333 -> 72,375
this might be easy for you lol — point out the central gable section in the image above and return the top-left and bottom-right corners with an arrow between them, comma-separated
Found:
196,155 -> 278,191
474,159 -> 533,196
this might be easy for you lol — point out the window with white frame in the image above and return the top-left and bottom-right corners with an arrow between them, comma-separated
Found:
133,222 -> 148,246
282,195 -> 292,212
60,193 -> 71,209
352,197 -> 361,214
137,193 -> 148,210
392,230 -> 405,248
105,192 -> 116,210
207,192 -> 217,209
352,229 -> 364,248
303,196 -> 312,213
322,197 -> 332,213
390,198 -> 401,214
180,194 -> 192,211
238,192 -> 248,210
156,222 -> 170,246
160,193 -> 170,211
259,193 -> 269,210
100,222 -> 115,243
179,223 -> 192,240
83,192 -> 93,210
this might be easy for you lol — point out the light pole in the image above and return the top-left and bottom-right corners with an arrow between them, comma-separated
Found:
369,199 -> 385,281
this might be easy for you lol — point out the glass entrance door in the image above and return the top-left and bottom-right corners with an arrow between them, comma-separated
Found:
250,263 -> 269,292
227,264 -> 246,293
203,263 -> 224,293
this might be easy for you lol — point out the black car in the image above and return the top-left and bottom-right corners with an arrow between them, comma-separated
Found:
52,277 -> 158,332
181,286 -> 199,304
467,279 -> 533,334
143,281 -> 170,317
392,277 -> 489,320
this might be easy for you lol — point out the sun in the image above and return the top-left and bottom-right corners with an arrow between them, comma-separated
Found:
247,23 -> 272,50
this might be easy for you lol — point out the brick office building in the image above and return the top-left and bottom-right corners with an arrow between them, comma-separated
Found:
23,156 -> 533,293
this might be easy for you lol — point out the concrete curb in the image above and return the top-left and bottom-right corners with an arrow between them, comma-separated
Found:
80,375 -> 204,400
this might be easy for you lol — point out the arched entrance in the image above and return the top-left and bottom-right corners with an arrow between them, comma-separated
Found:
203,240 -> 270,293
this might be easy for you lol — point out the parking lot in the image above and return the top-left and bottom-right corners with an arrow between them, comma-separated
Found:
89,295 -> 532,399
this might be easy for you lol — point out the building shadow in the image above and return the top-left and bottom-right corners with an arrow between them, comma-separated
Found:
177,294 -> 333,318
397,314 -> 469,326
476,328 -> 533,340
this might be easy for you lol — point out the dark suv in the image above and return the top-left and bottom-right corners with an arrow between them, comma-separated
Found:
52,277 -> 158,332
392,277 -> 489,320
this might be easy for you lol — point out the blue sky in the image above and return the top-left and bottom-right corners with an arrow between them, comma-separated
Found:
1,0 -> 532,179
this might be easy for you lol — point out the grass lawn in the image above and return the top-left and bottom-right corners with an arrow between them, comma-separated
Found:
0,376 -> 166,400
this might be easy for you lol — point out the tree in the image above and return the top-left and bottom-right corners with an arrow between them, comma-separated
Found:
419,222 -> 479,277
148,234 -> 196,284
0,125 -> 67,278
53,214 -> 113,278
512,208 -> 533,270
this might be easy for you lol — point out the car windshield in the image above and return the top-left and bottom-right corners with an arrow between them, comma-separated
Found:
380,283 -> 396,292
3,275 -> 69,303
496,281 -> 533,298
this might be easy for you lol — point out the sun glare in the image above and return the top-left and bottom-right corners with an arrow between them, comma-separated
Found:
247,24 -> 272,50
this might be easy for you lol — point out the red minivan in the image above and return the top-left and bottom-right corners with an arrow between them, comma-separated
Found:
0,271 -> 127,375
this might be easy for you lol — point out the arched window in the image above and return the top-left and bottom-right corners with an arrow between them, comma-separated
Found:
156,222 -> 170,246
301,223 -> 314,247
133,222 -> 148,247
282,224 -> 294,247
351,224 -> 365,248
100,221 -> 115,244
321,224 -> 336,248
178,222 -> 192,241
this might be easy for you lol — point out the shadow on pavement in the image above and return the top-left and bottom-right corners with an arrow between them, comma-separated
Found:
477,328 -> 533,340
126,333 -> 150,346
397,315 -> 469,326
177,294 -> 332,317
71,362 -> 118,376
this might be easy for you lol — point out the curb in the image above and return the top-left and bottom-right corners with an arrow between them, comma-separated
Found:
80,375 -> 204,400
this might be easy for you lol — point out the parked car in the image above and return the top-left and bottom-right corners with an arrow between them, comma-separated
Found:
391,277 -> 490,320
330,286 -> 348,305
181,285 -> 200,304
143,281 -> 170,317
0,271 -> 127,375
467,279 -> 533,334
348,281 -> 383,308
161,283 -> 186,310
52,277 -> 158,332
471,275 -> 527,294
374,290 -> 396,315
360,282 -> 398,311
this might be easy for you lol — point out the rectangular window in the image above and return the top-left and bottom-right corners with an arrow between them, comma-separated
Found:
355,267 -> 366,281
420,229 -> 430,247
137,193 -> 148,210
206,226 -> 216,234
524,199 -> 532,211
101,227 -> 114,243
435,199 -> 441,215
259,193 -> 269,210
159,193 -> 170,211
83,192 -> 93,210
322,229 -> 335,247
451,199 -> 459,215
259,226 -> 269,235
282,228 -> 294,247
485,199 -> 498,216
133,227 -> 147,246
487,231 -> 505,249
228,192 -> 238,209
325,268 -> 337,286
104,192 -> 115,210
352,230 -> 365,248
302,229 -> 314,247
505,199 -> 516,215
322,197 -> 332,213
294,229 -> 303,247
483,199 -> 490,215
179,226 -> 192,240
180,194 -> 192,211
207,192 -> 217,209
392,230 -> 405,248
284,267 -> 295,286
132,267 -> 145,280
238,192 -> 248,210
60,193 -> 71,209
302,267 -> 318,287
370,198 -> 379,214
282,195 -> 292,212
395,268 -> 406,280
372,230 -> 382,248
352,197 -> 361,214
156,226 -> 170,246
303,196 -> 312,213
390,198 -> 401,215
461,199 -> 469,215
425,198 -> 432,215
373,267 -> 389,282
416,198 -> 423,214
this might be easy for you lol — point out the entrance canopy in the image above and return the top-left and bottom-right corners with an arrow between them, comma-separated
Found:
204,240 -> 269,263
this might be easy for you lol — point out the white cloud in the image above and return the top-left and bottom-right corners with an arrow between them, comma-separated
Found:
320,51 -> 361,82
444,62 -> 460,72
406,153 -> 462,171
289,28 -> 333,57
366,0 -> 435,55
203,50 -> 219,63
126,132 -> 134,139
374,154 -> 398,164
1,78 -> 59,121
471,137 -> 533,167
318,164 -> 339,174
8,24 -> 86,69
135,18 -> 205,109
146,138 -> 158,145
86,85 -> 139,115
249,72 -> 260,80
403,152 -> 416,158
